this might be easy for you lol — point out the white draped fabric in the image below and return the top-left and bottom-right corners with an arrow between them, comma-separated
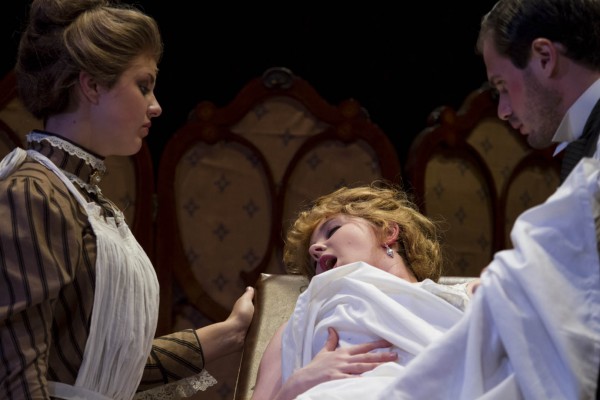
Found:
281,261 -> 471,393
294,158 -> 600,400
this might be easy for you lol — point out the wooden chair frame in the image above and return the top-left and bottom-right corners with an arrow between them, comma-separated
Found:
404,84 -> 560,274
155,67 -> 402,334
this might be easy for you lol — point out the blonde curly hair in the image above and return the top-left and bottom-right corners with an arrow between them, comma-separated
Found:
283,182 -> 443,281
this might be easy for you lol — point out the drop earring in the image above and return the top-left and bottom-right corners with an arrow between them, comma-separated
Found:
385,244 -> 394,258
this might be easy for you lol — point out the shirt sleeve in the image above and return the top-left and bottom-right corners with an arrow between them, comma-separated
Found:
138,329 -> 206,390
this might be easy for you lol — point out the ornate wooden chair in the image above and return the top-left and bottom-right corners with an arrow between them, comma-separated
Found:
0,69 -> 156,262
404,84 -> 561,277
154,66 -> 401,399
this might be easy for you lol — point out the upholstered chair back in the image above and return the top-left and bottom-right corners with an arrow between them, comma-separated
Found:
155,66 -> 401,331
154,67 -> 401,399
405,84 -> 560,277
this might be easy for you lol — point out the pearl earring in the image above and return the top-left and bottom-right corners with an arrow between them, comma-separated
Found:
385,244 -> 394,258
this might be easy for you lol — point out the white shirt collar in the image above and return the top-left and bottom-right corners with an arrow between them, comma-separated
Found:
553,78 -> 600,156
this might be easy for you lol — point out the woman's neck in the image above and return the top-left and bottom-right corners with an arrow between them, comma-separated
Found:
45,110 -> 96,155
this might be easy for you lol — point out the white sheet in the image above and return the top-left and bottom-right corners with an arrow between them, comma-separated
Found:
281,262 -> 471,392
292,158 -> 600,400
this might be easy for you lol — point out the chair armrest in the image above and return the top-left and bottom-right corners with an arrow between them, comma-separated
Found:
234,273 -> 309,400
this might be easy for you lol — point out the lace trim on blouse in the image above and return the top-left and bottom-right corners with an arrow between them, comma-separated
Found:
63,170 -> 102,195
133,370 -> 218,400
27,131 -> 106,173
27,131 -> 107,195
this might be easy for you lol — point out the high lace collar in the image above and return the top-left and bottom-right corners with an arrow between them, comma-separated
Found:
26,130 -> 106,194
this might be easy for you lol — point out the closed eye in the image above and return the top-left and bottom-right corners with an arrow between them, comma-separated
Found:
138,76 -> 155,96
326,225 -> 340,239
139,84 -> 150,95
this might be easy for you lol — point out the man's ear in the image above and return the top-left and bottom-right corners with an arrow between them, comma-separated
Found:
78,71 -> 100,104
384,222 -> 400,244
531,38 -> 560,77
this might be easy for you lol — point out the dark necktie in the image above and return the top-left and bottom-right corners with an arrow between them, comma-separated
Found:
560,98 -> 600,183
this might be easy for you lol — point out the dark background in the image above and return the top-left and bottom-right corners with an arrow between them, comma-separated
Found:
1,2 -> 498,169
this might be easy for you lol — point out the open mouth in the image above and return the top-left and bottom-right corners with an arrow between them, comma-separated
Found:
319,255 -> 337,271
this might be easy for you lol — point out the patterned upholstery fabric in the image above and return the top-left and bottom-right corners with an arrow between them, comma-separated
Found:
155,67 -> 401,399
406,85 -> 560,277
168,96 -> 390,316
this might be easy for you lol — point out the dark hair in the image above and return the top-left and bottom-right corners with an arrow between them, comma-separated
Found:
16,0 -> 163,120
476,0 -> 600,70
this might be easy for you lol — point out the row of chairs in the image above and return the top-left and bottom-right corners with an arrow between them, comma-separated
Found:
0,67 -> 560,399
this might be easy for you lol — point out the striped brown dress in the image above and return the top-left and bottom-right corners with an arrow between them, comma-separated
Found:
0,132 -> 205,400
